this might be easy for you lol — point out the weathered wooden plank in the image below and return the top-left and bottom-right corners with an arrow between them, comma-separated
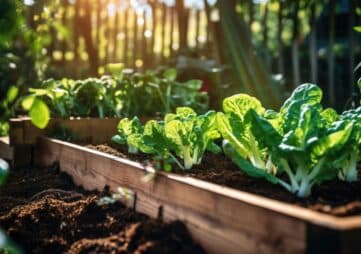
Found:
34,137 -> 361,254
0,137 -> 13,160
0,135 -> 32,168
9,117 -> 120,146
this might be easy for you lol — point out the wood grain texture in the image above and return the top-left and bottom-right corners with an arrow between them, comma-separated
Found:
34,137 -> 361,254
0,137 -> 13,160
9,117 -> 120,145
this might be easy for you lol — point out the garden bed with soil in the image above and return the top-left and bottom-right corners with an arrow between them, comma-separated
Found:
86,143 -> 361,217
33,137 -> 361,254
0,165 -> 205,254
5,102 -> 361,254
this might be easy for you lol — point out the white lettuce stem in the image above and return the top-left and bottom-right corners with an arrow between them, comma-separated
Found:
279,159 -> 299,192
342,152 -> 358,182
183,146 -> 194,170
296,158 -> 326,198
128,145 -> 138,154
297,178 -> 312,198
168,153 -> 185,170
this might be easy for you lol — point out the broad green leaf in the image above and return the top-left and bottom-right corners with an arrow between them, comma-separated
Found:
117,117 -> 142,136
354,26 -> 361,33
6,86 -> 18,104
281,83 -> 322,111
216,112 -> 248,158
223,141 -> 279,184
28,88 -> 52,98
311,122 -> 353,159
163,68 -> 177,81
21,95 -> 35,110
175,107 -> 196,119
165,120 -> 188,147
321,108 -> 339,126
0,122 -> 9,137
183,80 -> 202,90
29,98 -> 50,129
223,94 -> 265,120
141,120 -> 170,155
107,63 -> 124,73
248,110 -> 282,148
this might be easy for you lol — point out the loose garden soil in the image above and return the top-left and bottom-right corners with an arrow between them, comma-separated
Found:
0,164 -> 205,254
87,143 -> 361,217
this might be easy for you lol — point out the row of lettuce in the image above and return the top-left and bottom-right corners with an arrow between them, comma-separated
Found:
113,83 -> 361,198
0,68 -> 208,135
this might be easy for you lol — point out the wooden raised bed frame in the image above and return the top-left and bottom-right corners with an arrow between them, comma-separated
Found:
5,117 -> 361,253
34,137 -> 361,254
1,117 -> 120,167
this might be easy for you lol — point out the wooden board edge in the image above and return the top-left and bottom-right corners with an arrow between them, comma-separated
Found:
0,137 -> 13,160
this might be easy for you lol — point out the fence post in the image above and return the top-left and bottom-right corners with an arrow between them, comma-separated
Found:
309,1 -> 318,84
328,0 -> 335,106
277,0 -> 284,76
176,0 -> 189,52
291,0 -> 300,87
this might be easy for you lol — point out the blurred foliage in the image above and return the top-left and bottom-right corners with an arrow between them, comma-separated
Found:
0,86 -> 19,136
0,0 -> 69,132
15,68 -> 208,131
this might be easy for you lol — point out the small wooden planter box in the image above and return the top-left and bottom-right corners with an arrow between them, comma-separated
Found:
9,117 -> 121,146
34,137 -> 361,254
1,117 -> 120,167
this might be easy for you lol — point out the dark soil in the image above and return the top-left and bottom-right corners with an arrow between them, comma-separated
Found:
0,165 -> 205,254
87,143 -> 361,217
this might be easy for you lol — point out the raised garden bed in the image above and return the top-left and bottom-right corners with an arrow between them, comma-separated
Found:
34,136 -> 361,254
5,83 -> 361,254
1,117 -> 121,168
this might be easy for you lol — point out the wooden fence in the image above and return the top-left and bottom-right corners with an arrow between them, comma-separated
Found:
26,0 -> 361,109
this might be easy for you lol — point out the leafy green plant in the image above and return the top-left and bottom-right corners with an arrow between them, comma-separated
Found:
111,67 -> 209,117
164,107 -> 220,169
334,108 -> 361,182
0,86 -> 19,136
216,94 -> 267,171
112,117 -> 143,154
112,107 -> 220,171
19,68 -> 209,130
218,84 -> 359,197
